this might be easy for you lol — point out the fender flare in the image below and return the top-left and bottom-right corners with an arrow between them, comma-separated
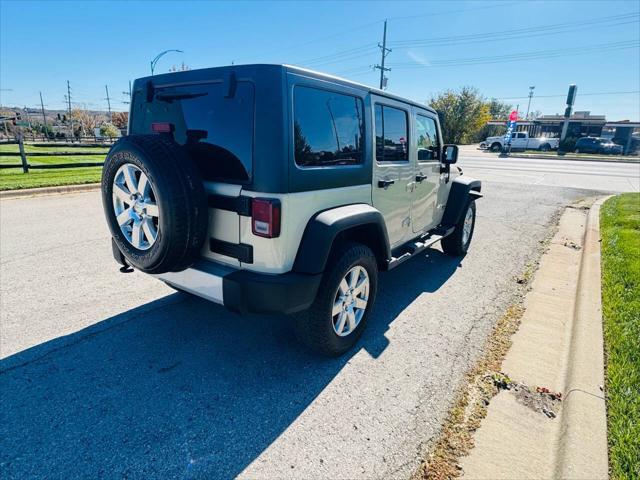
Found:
441,176 -> 482,226
293,204 -> 391,275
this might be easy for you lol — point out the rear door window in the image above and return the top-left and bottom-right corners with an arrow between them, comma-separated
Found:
293,86 -> 364,167
130,81 -> 254,183
375,104 -> 409,162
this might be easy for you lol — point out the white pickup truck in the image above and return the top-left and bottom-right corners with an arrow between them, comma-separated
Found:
481,132 -> 559,152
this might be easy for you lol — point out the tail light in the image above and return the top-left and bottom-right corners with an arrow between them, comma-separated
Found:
252,198 -> 281,238
151,122 -> 174,133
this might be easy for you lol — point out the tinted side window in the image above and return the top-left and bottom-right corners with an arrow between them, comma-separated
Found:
294,86 -> 364,167
517,133 -> 526,138
416,114 -> 440,161
375,104 -> 409,162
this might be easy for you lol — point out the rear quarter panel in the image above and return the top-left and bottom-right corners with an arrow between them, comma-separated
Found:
239,185 -> 372,273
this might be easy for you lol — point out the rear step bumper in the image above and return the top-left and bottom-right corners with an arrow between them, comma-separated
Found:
155,261 -> 322,315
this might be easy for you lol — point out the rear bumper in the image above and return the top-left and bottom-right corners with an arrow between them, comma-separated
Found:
155,260 -> 322,315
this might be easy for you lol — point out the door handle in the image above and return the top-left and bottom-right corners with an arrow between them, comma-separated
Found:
415,174 -> 427,183
378,179 -> 395,188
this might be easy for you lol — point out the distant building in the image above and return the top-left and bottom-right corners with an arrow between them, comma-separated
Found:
486,111 -> 639,154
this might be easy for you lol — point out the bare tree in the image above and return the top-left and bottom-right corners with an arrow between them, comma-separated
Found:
111,111 -> 129,129
70,108 -> 98,136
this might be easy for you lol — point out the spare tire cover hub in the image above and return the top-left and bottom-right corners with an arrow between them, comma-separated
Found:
112,163 -> 160,251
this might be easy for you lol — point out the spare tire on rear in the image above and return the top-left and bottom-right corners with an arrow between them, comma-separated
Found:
101,134 -> 208,274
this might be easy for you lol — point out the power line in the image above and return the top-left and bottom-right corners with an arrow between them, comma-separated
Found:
294,12 -> 638,75
237,19 -> 384,62
386,40 -> 639,68
494,90 -> 640,100
385,1 -> 517,21
292,44 -> 377,67
237,1 -> 518,63
389,12 -> 639,48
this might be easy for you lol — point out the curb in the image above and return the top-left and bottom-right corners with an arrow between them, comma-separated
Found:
472,148 -> 639,163
555,196 -> 610,479
457,198 -> 610,479
507,153 -> 639,163
0,183 -> 100,200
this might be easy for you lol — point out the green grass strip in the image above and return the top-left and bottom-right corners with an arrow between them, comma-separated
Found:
600,193 -> 640,480
0,167 -> 102,191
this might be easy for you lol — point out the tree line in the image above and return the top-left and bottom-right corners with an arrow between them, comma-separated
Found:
428,87 -> 514,144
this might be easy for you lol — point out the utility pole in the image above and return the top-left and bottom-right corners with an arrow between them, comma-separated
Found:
122,80 -> 132,105
66,80 -> 72,115
105,85 -> 112,121
23,106 -> 32,129
373,20 -> 391,90
39,92 -> 47,129
66,80 -> 75,141
525,86 -> 535,120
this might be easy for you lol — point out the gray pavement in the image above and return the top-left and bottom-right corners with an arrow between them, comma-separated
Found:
458,145 -> 639,192
1,182 -> 595,479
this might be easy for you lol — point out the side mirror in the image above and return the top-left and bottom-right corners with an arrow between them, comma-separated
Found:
442,144 -> 458,164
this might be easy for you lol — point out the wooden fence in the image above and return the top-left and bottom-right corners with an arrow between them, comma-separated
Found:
0,135 -> 107,173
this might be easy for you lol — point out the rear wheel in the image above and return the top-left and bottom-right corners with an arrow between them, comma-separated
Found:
294,242 -> 378,357
441,200 -> 476,256
539,143 -> 551,152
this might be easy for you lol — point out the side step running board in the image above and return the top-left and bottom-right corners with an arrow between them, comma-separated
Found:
387,226 -> 455,270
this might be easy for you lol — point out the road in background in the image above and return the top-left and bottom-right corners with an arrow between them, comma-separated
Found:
0,184 -> 593,478
458,145 -> 639,192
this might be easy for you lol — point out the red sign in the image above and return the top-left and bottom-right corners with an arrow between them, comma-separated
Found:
509,110 -> 518,121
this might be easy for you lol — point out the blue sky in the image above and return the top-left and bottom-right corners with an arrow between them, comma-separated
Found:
1,0 -> 639,119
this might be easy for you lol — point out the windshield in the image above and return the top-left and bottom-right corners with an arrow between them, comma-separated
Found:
130,80 -> 255,183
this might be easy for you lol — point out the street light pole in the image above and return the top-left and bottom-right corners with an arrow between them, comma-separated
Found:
150,49 -> 184,76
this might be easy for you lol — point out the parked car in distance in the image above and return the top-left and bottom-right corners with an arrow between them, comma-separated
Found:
480,131 -> 559,152
574,137 -> 624,155
101,64 -> 482,357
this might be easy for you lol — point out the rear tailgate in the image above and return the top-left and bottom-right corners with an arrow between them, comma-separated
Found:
129,76 -> 256,269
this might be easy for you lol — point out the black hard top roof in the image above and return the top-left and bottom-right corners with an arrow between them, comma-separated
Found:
282,64 -> 437,114
139,63 -> 437,115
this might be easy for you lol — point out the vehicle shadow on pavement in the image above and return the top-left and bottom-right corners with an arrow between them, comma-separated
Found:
0,249 -> 462,479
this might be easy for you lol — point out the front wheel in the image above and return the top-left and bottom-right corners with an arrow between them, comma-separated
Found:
294,242 -> 378,357
490,143 -> 502,152
441,200 -> 476,256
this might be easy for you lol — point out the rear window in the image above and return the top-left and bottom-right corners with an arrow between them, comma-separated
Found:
130,81 -> 254,183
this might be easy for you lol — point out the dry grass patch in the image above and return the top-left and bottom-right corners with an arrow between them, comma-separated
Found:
412,304 -> 525,480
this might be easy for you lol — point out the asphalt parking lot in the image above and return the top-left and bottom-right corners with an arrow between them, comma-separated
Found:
0,181 -> 600,478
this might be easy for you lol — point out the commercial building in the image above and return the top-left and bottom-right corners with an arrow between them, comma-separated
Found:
487,111 -> 639,154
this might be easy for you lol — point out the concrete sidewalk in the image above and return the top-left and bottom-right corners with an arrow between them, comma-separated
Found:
458,198 -> 609,479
